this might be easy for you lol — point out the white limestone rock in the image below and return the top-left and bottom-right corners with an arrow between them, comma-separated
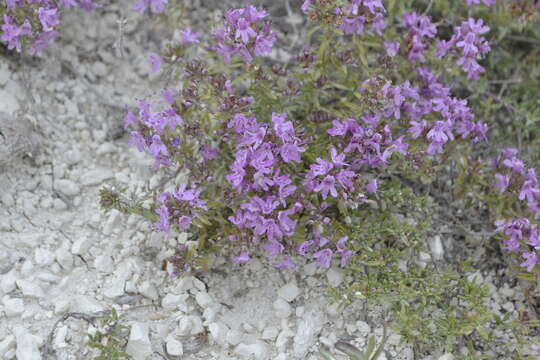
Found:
429,235 -> 444,261
326,268 -> 343,287
139,281 -> 159,301
81,169 -> 114,186
261,326 -> 279,341
3,296 -> 24,317
209,322 -> 229,346
16,279 -> 44,298
161,293 -> 189,312
234,342 -> 269,359
0,335 -> 15,357
438,355 -> 455,360
226,329 -> 243,346
165,336 -> 183,356
195,291 -> 213,308
70,295 -> 105,313
71,237 -> 92,255
126,323 -> 152,360
293,308 -> 324,358
1,269 -> 17,293
14,328 -> 42,360
277,282 -> 300,302
273,298 -> 292,318
55,247 -> 74,270
34,248 -> 54,266
93,255 -> 114,273
56,179 -> 80,197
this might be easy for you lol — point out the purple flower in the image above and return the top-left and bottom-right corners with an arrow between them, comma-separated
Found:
38,7 -> 60,32
314,175 -> 338,199
162,89 -> 175,104
149,53 -> 164,74
279,143 -> 305,163
366,179 -> 378,194
1,16 -> 32,52
502,157 -> 525,175
336,236 -> 355,267
384,41 -> 400,57
178,215 -> 192,229
520,251 -> 539,272
124,111 -> 138,129
234,250 -> 251,264
336,169 -> 355,189
156,205 -> 170,233
494,174 -> 510,193
310,158 -> 334,177
201,146 -> 219,161
313,248 -> 333,268
29,30 -> 59,55
274,255 -> 296,270
134,0 -> 168,14
263,239 -> 284,259
272,112 -> 295,142
464,0 -> 496,6
180,28 -> 201,44
235,18 -> 257,43
60,0 -> 78,8
297,240 -> 314,256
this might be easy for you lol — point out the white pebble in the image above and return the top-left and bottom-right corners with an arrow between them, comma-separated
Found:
261,326 -> 279,340
126,323 -> 152,360
34,248 -> 54,266
138,281 -> 159,301
195,291 -> 213,308
209,322 -> 229,345
55,179 -> 80,197
226,329 -> 243,346
3,296 -> 24,317
0,335 -> 15,357
356,321 -> 371,335
16,280 -> 44,298
438,355 -> 455,360
14,328 -> 42,360
162,294 -> 189,312
234,342 -> 269,359
93,255 -> 114,273
326,268 -> 343,287
429,236 -> 444,261
273,298 -> 292,318
81,169 -> 114,186
277,282 -> 300,302
166,336 -> 183,356
71,237 -> 92,255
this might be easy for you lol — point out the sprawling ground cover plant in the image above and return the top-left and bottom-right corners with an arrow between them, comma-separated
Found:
0,0 -> 103,54
100,0 -> 540,285
99,0 -> 540,357
4,0 -> 538,357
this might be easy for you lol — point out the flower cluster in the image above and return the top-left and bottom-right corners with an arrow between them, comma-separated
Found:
402,12 -> 437,64
464,0 -> 496,6
302,0 -> 386,36
436,18 -> 491,80
134,0 -> 168,14
124,93 -> 183,170
494,148 -> 540,272
358,71 -> 487,156
214,5 -> 276,63
1,0 -> 99,54
493,148 -> 540,218
155,184 -> 208,234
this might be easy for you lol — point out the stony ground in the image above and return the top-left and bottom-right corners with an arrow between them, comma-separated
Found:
0,1 -> 531,360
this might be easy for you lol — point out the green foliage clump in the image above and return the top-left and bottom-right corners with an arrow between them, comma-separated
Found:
87,308 -> 131,360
